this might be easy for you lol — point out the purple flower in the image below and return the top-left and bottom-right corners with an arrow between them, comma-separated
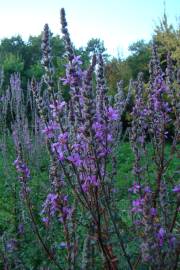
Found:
42,192 -> 72,224
21,164 -> 30,178
41,193 -> 59,221
172,184 -> 180,193
62,206 -> 73,218
92,121 -> 105,140
46,193 -> 58,216
143,186 -> 152,193
0,96 -> 5,102
58,132 -> 68,145
133,220 -> 143,226
128,182 -> 141,194
14,157 -> 30,178
132,198 -> 144,213
50,100 -> 66,110
6,239 -> 17,252
51,133 -> 68,160
67,153 -> 82,167
62,57 -> 84,86
50,100 -> 66,117
42,121 -> 59,138
18,223 -> 24,234
141,242 -> 151,262
150,208 -> 157,217
42,216 -> 49,225
59,206 -> 73,223
72,55 -> 82,65
157,227 -> 166,247
138,136 -> 145,144
82,182 -> 89,192
142,108 -> 150,116
97,147 -> 110,158
107,107 -> 119,121
57,151 -> 65,161
86,175 -> 99,187
107,134 -> 113,142
51,142 -> 65,161
169,236 -> 176,248
72,143 -> 81,151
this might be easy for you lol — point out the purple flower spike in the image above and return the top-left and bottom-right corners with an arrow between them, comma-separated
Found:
14,157 -> 30,178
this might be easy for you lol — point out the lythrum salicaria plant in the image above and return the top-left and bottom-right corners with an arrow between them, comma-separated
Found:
0,7 -> 179,270
129,45 -> 180,269
30,9 -> 133,269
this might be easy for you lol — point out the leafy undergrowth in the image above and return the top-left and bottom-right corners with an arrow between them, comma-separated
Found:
0,137 -> 179,269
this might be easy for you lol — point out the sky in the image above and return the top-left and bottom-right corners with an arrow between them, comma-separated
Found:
0,0 -> 179,57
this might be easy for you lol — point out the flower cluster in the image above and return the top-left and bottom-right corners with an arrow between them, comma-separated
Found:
41,193 -> 73,225
14,157 -> 30,179
13,155 -> 31,199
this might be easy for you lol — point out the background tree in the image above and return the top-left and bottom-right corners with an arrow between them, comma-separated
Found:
105,57 -> 132,95
86,38 -> 108,59
154,11 -> 180,66
126,40 -> 151,81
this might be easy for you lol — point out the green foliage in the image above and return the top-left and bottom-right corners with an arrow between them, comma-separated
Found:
126,40 -> 151,81
105,57 -> 132,94
0,34 -> 66,87
154,11 -> 180,66
26,62 -> 44,80
0,36 -> 25,56
86,38 -> 106,56
2,53 -> 24,77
